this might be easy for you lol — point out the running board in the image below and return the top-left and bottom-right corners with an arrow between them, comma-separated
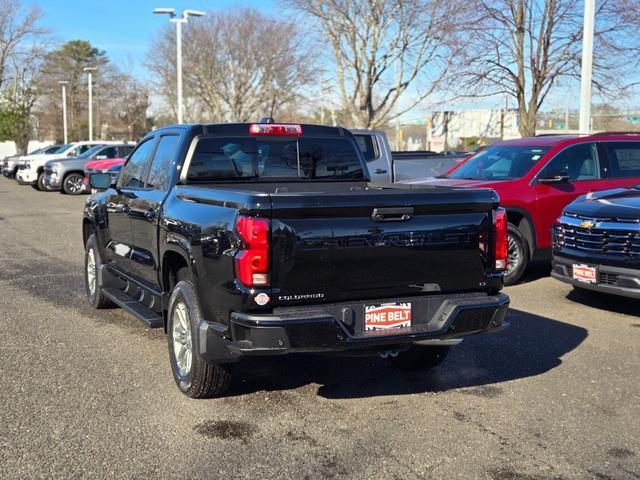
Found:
102,288 -> 164,328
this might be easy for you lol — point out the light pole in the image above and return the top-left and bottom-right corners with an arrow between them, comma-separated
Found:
84,67 -> 97,141
578,0 -> 595,134
153,7 -> 205,124
58,81 -> 69,144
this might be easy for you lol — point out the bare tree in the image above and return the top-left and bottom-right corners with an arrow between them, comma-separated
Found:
148,8 -> 315,123
0,0 -> 44,90
461,0 -> 640,137
287,0 -> 467,129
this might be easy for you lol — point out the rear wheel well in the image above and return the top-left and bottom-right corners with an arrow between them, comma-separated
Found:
63,170 -> 85,180
506,210 -> 535,259
163,251 -> 190,293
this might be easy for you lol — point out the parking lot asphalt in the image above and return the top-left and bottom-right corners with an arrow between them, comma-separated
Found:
0,179 -> 639,480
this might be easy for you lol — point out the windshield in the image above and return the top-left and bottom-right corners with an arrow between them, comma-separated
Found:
79,145 -> 105,158
448,145 -> 550,180
43,145 -> 62,154
187,137 -> 364,182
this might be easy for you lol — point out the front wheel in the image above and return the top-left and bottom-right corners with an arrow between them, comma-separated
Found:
34,172 -> 46,191
503,224 -> 530,286
63,173 -> 85,195
85,233 -> 115,309
389,345 -> 451,371
167,280 -> 232,398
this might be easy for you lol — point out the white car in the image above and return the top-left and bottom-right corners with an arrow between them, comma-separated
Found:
16,141 -> 127,190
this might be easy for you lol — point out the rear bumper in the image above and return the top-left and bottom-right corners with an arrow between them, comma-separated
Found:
552,254 -> 640,299
197,292 -> 510,363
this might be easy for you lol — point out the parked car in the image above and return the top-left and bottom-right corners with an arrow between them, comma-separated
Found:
83,122 -> 509,398
43,144 -> 134,194
552,183 -> 640,298
408,133 -> 640,285
83,157 -> 127,192
350,130 -> 467,183
16,141 -> 124,190
2,145 -> 63,179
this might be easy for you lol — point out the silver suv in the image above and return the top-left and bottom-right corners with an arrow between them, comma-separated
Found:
43,144 -> 134,194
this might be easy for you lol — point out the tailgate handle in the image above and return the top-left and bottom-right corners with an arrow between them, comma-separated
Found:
371,207 -> 413,222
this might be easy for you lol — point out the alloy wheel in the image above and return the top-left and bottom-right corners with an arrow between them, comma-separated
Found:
172,302 -> 193,377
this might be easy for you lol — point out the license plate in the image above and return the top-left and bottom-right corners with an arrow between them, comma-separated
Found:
365,303 -> 412,332
573,264 -> 597,284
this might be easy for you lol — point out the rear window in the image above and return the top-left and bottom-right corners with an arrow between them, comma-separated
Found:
604,142 -> 640,178
187,137 -> 364,182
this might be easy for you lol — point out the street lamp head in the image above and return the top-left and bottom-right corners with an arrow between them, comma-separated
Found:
58,80 -> 69,85
84,67 -> 97,72
153,7 -> 176,16
183,9 -> 205,18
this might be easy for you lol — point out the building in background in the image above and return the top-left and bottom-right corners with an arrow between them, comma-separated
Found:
384,108 -> 520,152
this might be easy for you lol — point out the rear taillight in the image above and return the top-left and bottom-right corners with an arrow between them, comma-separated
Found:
494,208 -> 508,270
235,216 -> 270,287
249,124 -> 302,136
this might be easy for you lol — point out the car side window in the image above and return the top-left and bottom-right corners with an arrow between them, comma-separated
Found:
77,145 -> 93,156
119,146 -> 134,158
354,134 -> 379,162
146,135 -> 180,191
540,143 -> 601,181
603,142 -> 640,178
101,147 -> 118,159
118,139 -> 156,189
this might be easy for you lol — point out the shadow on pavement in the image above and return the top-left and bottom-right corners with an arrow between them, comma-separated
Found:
566,288 -> 640,317
224,308 -> 588,399
516,261 -> 551,284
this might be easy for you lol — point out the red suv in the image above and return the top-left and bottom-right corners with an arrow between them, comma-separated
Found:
411,133 -> 640,284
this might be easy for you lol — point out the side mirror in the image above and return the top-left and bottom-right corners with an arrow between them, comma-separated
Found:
89,172 -> 113,190
538,171 -> 570,184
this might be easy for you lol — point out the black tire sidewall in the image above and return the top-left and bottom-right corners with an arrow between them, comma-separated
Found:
504,224 -> 529,286
63,173 -> 83,195
36,172 -> 45,191
167,281 -> 201,394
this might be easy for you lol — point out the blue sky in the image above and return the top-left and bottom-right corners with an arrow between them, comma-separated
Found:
34,0 -> 277,79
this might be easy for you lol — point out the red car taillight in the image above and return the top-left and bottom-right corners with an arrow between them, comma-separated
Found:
235,216 -> 270,287
494,208 -> 508,271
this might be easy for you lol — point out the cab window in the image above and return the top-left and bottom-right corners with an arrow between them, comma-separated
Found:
118,139 -> 156,188
146,135 -> 179,191
539,143 -> 601,181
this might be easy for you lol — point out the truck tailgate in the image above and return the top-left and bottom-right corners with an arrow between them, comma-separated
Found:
269,185 -> 498,305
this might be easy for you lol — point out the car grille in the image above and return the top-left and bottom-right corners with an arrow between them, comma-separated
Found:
556,213 -> 640,257
44,166 -> 54,175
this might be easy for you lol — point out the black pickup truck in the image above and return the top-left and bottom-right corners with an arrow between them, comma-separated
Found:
83,122 -> 509,398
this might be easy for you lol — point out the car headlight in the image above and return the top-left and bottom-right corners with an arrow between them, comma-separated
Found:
49,162 -> 62,172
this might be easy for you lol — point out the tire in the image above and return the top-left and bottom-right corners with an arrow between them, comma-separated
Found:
503,223 -> 530,286
84,233 -> 115,309
62,173 -> 85,195
33,171 -> 46,191
167,279 -> 232,398
389,345 -> 451,371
